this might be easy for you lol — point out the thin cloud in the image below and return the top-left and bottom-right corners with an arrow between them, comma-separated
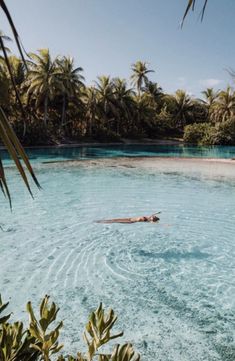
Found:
199,78 -> 222,88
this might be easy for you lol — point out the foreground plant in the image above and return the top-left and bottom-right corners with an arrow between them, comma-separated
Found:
0,0 -> 40,207
0,295 -> 140,361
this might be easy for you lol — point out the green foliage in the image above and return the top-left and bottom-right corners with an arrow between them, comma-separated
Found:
0,295 -> 140,361
26,296 -> 63,360
2,39 -> 235,146
0,295 -> 39,361
184,117 -> 235,145
2,46 -> 235,145
209,117 -> 235,145
84,303 -> 123,360
0,295 -> 11,324
110,344 -> 140,361
183,123 -> 211,145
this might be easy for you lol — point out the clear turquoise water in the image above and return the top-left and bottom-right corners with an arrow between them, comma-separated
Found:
1,144 -> 235,164
0,159 -> 235,360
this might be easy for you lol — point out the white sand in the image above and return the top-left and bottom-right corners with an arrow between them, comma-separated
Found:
42,156 -> 235,180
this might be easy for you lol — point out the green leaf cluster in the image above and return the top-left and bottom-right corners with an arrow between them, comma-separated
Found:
0,295 -> 140,361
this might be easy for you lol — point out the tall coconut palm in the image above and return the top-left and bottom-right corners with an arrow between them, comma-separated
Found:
7,55 -> 25,86
95,76 -> 116,128
143,80 -> 163,112
200,88 -> 219,122
133,93 -> 154,135
165,90 -> 195,129
1,55 -> 26,104
0,32 -> 27,125
55,56 -> 84,126
82,86 -> 98,137
201,88 -> 219,108
113,78 -> 134,135
211,87 -> 235,123
26,49 -> 58,127
130,61 -> 154,96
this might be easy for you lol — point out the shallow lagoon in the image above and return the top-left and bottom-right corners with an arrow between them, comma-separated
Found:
0,157 -> 235,361
1,144 -> 235,164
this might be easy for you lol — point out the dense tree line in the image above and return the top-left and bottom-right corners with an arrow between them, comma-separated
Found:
1,45 -> 235,145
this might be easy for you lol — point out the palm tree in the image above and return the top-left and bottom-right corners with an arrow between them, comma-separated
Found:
201,88 -> 219,108
95,76 -> 116,129
200,88 -> 219,122
82,86 -> 98,137
112,78 -> 134,135
130,61 -> 154,95
1,55 -> 26,105
55,56 -> 84,126
143,80 -> 163,112
7,55 -> 25,86
165,90 -> 195,129
133,93 -> 154,136
26,49 -> 58,127
211,87 -> 235,123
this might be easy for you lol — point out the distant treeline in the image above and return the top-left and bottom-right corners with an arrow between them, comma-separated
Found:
1,46 -> 235,146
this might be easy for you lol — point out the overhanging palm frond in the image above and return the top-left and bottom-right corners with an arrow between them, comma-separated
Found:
0,108 -> 41,204
0,0 -> 40,205
0,0 -> 27,65
181,0 -> 208,26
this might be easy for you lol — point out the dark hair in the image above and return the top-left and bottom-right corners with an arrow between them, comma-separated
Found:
151,215 -> 159,222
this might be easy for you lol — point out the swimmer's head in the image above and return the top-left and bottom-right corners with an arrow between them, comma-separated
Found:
150,215 -> 159,222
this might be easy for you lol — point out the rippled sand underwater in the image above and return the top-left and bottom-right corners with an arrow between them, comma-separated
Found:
0,159 -> 235,361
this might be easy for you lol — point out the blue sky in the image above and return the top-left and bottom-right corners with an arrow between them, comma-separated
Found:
1,0 -> 235,96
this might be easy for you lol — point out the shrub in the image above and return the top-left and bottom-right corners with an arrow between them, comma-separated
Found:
208,117 -> 235,145
183,123 -> 211,145
0,295 -> 139,361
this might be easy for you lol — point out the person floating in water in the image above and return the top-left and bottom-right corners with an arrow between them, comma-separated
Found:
96,213 -> 160,224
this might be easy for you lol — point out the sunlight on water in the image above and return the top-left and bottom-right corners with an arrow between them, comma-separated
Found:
0,161 -> 235,361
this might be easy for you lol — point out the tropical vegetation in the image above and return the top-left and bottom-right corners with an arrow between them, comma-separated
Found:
1,45 -> 235,146
0,294 -> 139,361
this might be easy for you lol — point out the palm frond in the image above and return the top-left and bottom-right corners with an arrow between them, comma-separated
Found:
0,157 -> 11,208
181,0 -> 208,27
0,0 -> 27,66
0,0 -> 40,205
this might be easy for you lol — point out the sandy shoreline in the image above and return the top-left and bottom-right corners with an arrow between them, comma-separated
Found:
41,156 -> 235,179
4,155 -> 235,179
